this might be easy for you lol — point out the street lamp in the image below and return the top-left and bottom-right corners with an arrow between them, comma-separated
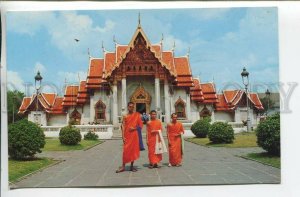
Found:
34,71 -> 43,111
241,67 -> 251,132
265,89 -> 271,116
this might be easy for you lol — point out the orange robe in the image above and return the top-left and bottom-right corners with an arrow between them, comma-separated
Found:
122,112 -> 143,164
167,122 -> 184,165
146,119 -> 163,165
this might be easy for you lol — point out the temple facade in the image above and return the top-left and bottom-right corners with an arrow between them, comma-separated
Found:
19,21 -> 264,128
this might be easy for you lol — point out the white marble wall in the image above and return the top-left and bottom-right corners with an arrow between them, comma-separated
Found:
48,114 -> 67,126
214,111 -> 234,122
28,111 -> 47,126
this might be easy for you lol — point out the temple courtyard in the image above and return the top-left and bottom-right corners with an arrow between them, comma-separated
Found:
10,136 -> 280,188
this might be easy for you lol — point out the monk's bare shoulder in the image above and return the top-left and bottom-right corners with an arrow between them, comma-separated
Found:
167,123 -> 172,127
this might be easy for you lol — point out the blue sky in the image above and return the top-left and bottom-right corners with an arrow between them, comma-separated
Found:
6,7 -> 279,96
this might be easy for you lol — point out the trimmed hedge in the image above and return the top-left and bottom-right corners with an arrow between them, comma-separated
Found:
191,117 -> 211,138
59,125 -> 81,145
84,131 -> 99,140
256,113 -> 280,156
8,119 -> 45,160
208,122 -> 234,143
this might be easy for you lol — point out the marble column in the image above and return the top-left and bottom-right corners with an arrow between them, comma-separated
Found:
186,93 -> 191,121
234,108 -> 241,122
155,78 -> 160,111
121,78 -> 127,113
66,111 -> 69,125
112,82 -> 118,125
164,80 -> 170,123
90,96 -> 94,123
170,95 -> 174,114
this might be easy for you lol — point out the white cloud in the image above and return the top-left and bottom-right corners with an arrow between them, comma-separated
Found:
58,71 -> 87,84
7,12 -> 55,36
7,71 -> 25,92
34,62 -> 46,74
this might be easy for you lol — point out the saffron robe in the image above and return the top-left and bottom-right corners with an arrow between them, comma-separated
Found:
122,112 -> 143,164
167,122 -> 184,165
146,119 -> 163,165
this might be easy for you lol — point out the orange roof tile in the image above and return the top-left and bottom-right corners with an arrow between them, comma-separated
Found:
116,45 -> 128,63
151,45 -> 161,59
201,83 -> 218,104
190,79 -> 204,102
86,58 -> 104,89
41,93 -> 56,106
174,57 -> 193,87
104,52 -> 116,73
249,93 -> 264,110
215,94 -> 232,111
77,81 -> 90,105
18,97 -> 32,114
62,85 -> 79,107
49,97 -> 65,114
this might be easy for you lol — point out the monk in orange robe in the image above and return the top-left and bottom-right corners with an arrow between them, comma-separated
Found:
167,113 -> 184,167
146,110 -> 163,169
116,102 -> 143,173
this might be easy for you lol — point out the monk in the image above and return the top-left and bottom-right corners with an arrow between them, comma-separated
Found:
146,110 -> 163,169
167,113 -> 184,167
116,102 -> 143,173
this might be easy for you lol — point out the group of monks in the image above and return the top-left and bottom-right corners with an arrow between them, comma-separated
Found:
116,102 -> 184,173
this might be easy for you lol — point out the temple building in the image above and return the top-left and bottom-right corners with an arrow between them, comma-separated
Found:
18,20 -> 264,128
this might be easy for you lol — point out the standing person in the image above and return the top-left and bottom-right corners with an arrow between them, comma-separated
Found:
146,110 -> 164,168
167,113 -> 184,167
116,102 -> 143,173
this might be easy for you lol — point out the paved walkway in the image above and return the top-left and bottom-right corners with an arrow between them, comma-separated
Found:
11,138 -> 280,188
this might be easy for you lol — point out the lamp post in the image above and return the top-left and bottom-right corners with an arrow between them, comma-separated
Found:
241,67 -> 251,132
265,89 -> 271,116
34,71 -> 43,111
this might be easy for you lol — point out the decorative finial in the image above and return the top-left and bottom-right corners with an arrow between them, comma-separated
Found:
88,48 -> 91,58
101,41 -> 105,53
78,73 -> 80,82
138,12 -> 141,28
172,41 -> 176,52
161,33 -> 164,43
113,35 -> 117,44
187,47 -> 190,57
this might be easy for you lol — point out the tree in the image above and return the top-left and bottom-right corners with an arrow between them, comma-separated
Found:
7,90 -> 25,124
260,96 -> 275,114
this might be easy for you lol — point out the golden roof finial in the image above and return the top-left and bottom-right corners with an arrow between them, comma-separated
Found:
172,41 -> 176,53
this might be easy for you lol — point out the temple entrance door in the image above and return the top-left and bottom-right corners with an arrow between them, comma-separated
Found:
130,85 -> 151,114
136,103 -> 146,114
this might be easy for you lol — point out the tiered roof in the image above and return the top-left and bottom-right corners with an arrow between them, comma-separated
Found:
215,90 -> 264,111
77,81 -> 90,104
190,78 -> 218,104
18,93 -> 65,114
62,86 -> 79,107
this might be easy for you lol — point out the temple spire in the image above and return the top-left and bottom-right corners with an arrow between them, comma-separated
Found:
88,48 -> 91,58
138,12 -> 141,29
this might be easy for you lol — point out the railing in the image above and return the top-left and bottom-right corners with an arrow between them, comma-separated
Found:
41,125 -> 114,139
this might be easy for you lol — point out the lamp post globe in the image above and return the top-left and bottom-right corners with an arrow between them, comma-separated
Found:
241,67 -> 251,132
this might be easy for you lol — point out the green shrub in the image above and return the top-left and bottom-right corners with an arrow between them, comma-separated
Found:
208,122 -> 234,143
256,113 -> 280,156
84,131 -> 99,140
191,117 -> 211,138
59,125 -> 81,145
8,119 -> 45,160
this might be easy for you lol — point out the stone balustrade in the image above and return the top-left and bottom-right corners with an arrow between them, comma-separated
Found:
41,124 -> 114,139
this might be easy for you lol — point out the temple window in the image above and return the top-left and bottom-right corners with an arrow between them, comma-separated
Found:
175,98 -> 186,119
127,66 -> 130,71
200,106 -> 211,120
145,66 -> 148,71
133,66 -> 136,71
139,66 -> 142,71
95,100 -> 106,122
70,109 -> 81,125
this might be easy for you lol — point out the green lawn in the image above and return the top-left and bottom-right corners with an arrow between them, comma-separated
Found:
186,132 -> 258,148
43,138 -> 103,151
9,158 -> 56,183
243,152 -> 281,168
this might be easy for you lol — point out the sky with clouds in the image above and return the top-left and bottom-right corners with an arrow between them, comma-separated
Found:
6,7 -> 279,96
